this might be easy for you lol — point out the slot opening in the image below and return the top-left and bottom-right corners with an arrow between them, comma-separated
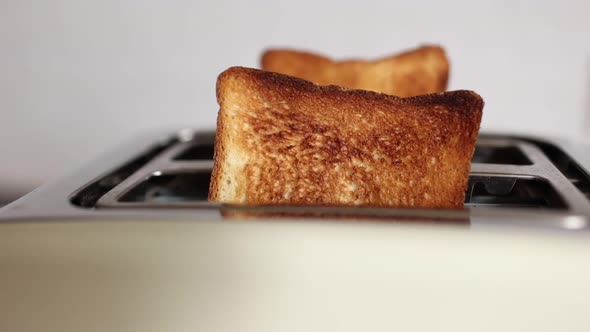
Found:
174,144 -> 215,160
466,176 -> 566,209
471,145 -> 532,165
70,139 -> 175,207
529,139 -> 590,200
119,172 -> 211,203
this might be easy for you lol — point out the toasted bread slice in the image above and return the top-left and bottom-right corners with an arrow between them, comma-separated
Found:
261,45 -> 449,97
209,67 -> 483,209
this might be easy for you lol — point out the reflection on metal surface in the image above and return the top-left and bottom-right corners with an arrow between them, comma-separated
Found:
561,216 -> 588,230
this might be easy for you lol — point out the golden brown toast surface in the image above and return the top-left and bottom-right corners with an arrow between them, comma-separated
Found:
261,45 -> 449,97
209,67 -> 483,209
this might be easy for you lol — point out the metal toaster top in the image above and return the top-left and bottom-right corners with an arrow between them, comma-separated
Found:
2,129 -> 590,231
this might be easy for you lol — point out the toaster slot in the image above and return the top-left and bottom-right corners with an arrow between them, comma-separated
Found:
174,144 -> 215,161
465,176 -> 566,209
70,138 -> 175,208
529,139 -> 590,200
471,145 -> 531,165
119,172 -> 211,203
563,163 -> 590,199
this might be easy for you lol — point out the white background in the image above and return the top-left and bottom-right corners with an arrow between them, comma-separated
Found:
1,0 -> 590,199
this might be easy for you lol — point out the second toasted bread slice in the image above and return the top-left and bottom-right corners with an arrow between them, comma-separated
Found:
261,45 -> 449,97
209,67 -> 483,209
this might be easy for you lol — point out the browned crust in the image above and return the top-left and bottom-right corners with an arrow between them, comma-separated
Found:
208,105 -> 225,201
261,48 -> 332,69
260,45 -> 449,97
209,67 -> 483,209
